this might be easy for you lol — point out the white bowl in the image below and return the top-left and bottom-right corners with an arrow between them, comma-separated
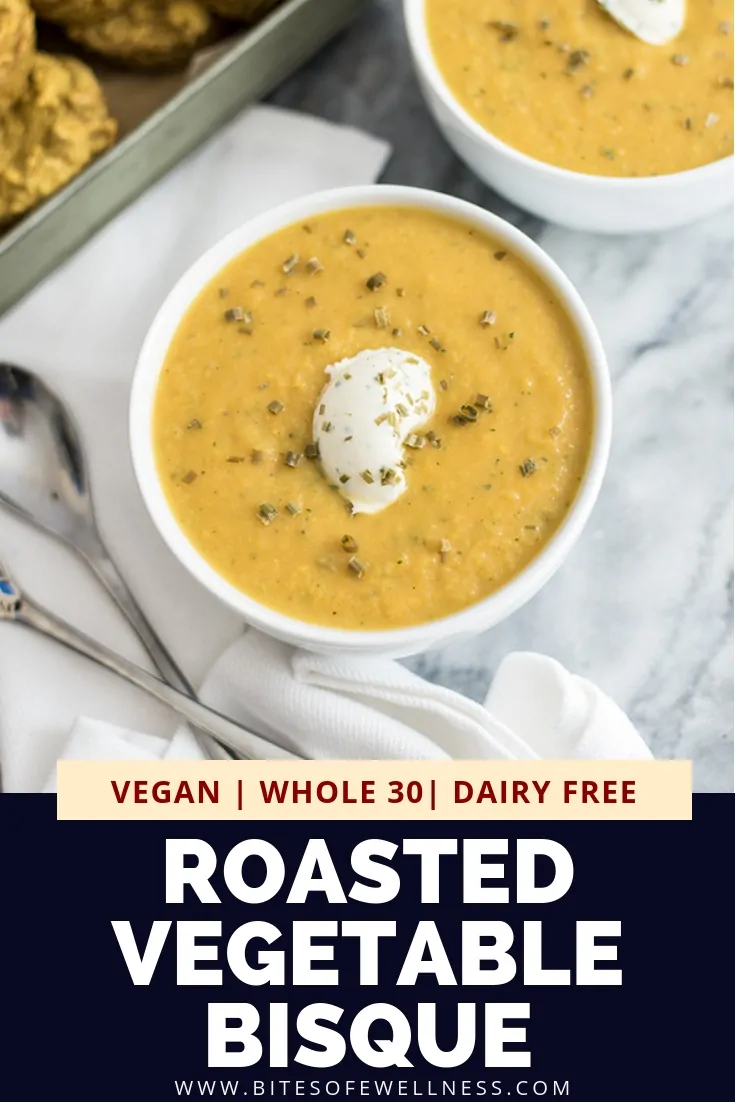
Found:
130,185 -> 611,657
404,0 -> 733,235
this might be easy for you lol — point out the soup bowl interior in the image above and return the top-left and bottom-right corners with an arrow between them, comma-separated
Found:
403,0 -> 733,235
130,185 -> 612,657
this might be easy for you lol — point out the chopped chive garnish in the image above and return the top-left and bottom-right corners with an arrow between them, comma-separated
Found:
374,307 -> 390,328
366,272 -> 387,291
439,379 -> 448,391
286,502 -> 301,516
360,469 -> 375,484
344,229 -> 356,245
381,467 -> 400,486
566,48 -> 590,72
285,451 -> 302,468
313,328 -> 331,342
459,404 -> 479,422
430,337 -> 446,352
440,538 -> 452,563
396,403 -> 409,418
339,473 -> 351,484
322,421 -> 334,433
305,442 -> 320,459
186,418 -> 202,430
224,306 -> 245,322
488,19 -> 519,42
494,251 -> 508,261
475,393 -> 492,410
417,324 -> 431,336
226,456 -> 245,463
282,254 -> 299,274
341,534 -> 359,553
306,257 -> 325,274
348,556 -> 366,578
480,310 -> 497,327
181,470 -> 197,484
520,458 -> 538,478
405,433 -> 426,449
305,296 -> 317,309
267,400 -> 285,415
251,449 -> 263,464
258,503 -> 278,525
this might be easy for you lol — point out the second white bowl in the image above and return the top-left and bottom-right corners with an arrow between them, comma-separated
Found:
404,0 -> 733,235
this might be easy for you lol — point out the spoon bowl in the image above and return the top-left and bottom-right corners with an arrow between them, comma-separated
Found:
0,364 -> 98,555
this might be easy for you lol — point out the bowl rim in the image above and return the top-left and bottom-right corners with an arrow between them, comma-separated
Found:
403,0 -> 734,191
130,183 -> 612,651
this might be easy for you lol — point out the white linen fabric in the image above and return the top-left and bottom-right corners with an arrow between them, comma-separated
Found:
42,634 -> 652,791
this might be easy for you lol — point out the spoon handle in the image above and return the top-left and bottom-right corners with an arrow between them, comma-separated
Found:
83,545 -> 233,761
17,599 -> 300,763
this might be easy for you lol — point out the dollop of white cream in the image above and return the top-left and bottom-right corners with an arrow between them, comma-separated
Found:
596,0 -> 685,46
314,348 -> 436,515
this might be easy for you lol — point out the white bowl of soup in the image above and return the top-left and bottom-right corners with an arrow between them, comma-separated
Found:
130,185 -> 611,657
405,0 -> 734,234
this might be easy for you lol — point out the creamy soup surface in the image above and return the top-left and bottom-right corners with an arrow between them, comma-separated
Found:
153,206 -> 593,630
425,0 -> 734,177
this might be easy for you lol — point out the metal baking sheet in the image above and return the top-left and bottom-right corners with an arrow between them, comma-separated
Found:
0,0 -> 367,316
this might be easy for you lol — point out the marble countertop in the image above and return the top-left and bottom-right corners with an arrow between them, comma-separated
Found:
270,0 -> 734,791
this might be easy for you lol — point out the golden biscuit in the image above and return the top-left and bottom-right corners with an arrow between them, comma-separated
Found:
31,0 -> 127,27
0,53 -> 116,225
66,0 -> 212,69
0,0 -> 35,112
205,0 -> 279,21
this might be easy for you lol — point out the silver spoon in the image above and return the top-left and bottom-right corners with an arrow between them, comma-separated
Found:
0,362 -> 284,762
0,558 -> 298,761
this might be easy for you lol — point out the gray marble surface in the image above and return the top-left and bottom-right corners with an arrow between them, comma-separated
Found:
270,0 -> 734,791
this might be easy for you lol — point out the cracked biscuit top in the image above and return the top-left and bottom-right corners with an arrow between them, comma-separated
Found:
66,0 -> 213,69
0,52 -> 117,225
0,0 -> 35,112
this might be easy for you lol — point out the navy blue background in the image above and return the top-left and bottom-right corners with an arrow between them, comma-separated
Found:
1,794 -> 732,1099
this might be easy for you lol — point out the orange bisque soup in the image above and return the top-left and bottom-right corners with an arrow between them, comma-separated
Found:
425,0 -> 734,177
153,206 -> 593,631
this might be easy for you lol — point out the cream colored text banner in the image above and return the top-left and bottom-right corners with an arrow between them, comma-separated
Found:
57,761 -> 691,820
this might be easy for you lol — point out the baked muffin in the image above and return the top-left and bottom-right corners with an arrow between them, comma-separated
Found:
66,0 -> 212,69
0,0 -> 35,112
31,0 -> 127,26
0,52 -> 116,225
205,0 -> 279,21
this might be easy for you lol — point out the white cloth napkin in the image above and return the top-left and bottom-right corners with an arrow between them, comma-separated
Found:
0,102 -> 652,793
0,104 -> 390,792
43,634 -> 651,790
